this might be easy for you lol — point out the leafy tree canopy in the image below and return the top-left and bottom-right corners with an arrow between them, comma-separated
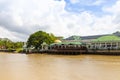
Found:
27,31 -> 56,49
0,38 -> 23,50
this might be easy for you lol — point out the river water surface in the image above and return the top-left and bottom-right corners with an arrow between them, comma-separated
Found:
0,53 -> 120,80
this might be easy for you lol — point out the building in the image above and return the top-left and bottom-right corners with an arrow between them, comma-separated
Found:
49,39 -> 87,50
89,35 -> 120,50
38,31 -> 120,54
64,31 -> 120,50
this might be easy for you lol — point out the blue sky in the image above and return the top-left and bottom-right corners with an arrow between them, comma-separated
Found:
64,0 -> 117,15
0,0 -> 120,41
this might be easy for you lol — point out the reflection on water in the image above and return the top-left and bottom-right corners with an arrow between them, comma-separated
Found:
0,53 -> 120,80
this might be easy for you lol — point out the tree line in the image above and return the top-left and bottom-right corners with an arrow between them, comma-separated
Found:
0,30 -> 56,52
0,39 -> 23,50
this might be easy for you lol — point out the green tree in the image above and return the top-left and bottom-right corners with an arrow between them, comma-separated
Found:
0,39 -> 24,49
0,39 -> 14,49
27,31 -> 56,49
14,42 -> 24,49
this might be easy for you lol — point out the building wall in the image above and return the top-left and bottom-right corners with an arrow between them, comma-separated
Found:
87,41 -> 120,50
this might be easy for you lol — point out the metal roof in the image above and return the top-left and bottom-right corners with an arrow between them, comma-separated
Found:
50,41 -> 83,46
93,35 -> 120,42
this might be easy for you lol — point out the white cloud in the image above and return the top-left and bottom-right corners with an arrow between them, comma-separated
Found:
0,0 -> 120,41
0,26 -> 22,41
70,0 -> 79,4
92,0 -> 105,6
102,0 -> 120,29
103,0 -> 120,14
70,0 -> 106,6
0,0 -> 67,41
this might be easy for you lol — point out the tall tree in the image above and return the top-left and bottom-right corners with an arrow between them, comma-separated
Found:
27,31 -> 56,49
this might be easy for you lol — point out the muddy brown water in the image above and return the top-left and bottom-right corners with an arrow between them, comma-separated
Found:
0,53 -> 120,80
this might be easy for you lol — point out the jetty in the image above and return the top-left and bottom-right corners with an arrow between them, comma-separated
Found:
36,49 -> 120,55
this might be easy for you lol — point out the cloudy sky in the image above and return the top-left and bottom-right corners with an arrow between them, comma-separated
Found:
0,0 -> 120,41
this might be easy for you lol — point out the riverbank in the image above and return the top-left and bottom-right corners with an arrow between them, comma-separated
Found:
2,49 -> 120,55
24,49 -> 120,55
0,51 -> 20,54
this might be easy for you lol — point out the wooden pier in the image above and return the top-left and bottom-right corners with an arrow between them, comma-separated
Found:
38,49 -> 120,55
46,50 -> 87,55
87,50 -> 120,55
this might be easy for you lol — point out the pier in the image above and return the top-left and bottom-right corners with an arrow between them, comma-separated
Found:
37,49 -> 120,55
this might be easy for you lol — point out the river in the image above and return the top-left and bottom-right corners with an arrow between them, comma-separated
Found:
0,53 -> 120,80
